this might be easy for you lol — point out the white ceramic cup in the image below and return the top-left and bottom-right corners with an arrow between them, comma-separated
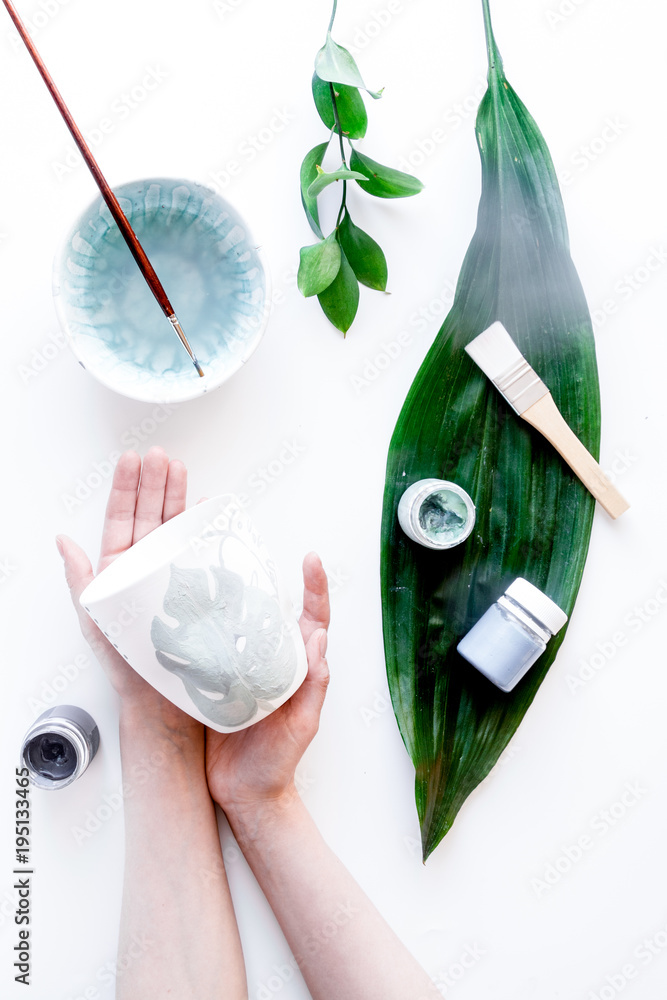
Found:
80,496 -> 307,732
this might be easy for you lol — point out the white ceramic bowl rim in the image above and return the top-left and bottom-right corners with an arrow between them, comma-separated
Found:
52,176 -> 271,405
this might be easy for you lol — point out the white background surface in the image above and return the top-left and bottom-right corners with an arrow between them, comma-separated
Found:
1,0 -> 666,997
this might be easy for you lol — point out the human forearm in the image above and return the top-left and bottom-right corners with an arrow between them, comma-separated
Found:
225,787 -> 438,1000
59,452 -> 248,997
117,702 -> 247,1000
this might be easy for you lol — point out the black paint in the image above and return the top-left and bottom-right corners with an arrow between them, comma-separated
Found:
25,733 -> 78,781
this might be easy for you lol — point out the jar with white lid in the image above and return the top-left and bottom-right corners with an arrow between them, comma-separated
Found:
456,578 -> 568,692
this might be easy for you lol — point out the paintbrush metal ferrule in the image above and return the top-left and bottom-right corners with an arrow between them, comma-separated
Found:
494,356 -> 548,414
168,315 -> 204,377
465,321 -> 630,519
465,321 -> 548,414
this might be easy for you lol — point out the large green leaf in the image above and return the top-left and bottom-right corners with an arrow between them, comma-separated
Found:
381,1 -> 600,860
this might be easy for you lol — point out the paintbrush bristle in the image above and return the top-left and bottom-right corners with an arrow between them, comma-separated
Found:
464,321 -> 523,380
465,321 -> 549,415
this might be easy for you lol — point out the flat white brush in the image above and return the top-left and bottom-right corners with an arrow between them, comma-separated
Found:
465,322 -> 629,519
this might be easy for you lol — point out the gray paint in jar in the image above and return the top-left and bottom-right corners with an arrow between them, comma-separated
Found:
457,578 -> 568,692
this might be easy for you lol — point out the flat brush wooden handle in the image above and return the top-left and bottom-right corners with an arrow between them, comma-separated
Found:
522,393 -> 630,519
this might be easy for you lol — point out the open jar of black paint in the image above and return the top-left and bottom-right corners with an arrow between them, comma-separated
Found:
20,706 -> 100,789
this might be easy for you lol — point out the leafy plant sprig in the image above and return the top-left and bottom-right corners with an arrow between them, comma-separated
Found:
297,0 -> 423,335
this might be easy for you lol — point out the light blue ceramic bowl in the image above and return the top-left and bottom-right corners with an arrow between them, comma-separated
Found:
53,177 -> 269,403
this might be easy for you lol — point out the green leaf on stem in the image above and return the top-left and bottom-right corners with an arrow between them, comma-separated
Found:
297,232 -> 341,297
381,0 -> 601,860
315,34 -> 382,99
317,245 -> 359,333
311,73 -> 368,139
300,141 -> 330,238
350,149 -> 424,198
307,164 -> 367,199
338,212 -> 387,290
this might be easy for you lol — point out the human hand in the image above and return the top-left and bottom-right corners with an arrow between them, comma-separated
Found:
205,552 -> 330,813
57,447 -> 200,734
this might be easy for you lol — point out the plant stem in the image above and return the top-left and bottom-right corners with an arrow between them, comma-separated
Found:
481,0 -> 501,75
329,81 -> 348,227
329,83 -> 347,165
336,184 -> 347,228
328,0 -> 337,34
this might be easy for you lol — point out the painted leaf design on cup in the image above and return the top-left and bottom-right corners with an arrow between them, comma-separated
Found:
151,561 -> 297,727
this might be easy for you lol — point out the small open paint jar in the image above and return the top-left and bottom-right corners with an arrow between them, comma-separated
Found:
20,706 -> 100,790
398,479 -> 476,550
457,578 -> 568,692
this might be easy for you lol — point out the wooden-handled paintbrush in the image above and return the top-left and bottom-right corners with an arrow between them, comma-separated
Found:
2,0 -> 204,378
465,322 -> 630,519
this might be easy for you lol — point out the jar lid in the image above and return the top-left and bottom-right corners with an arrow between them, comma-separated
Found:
505,578 -> 568,635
